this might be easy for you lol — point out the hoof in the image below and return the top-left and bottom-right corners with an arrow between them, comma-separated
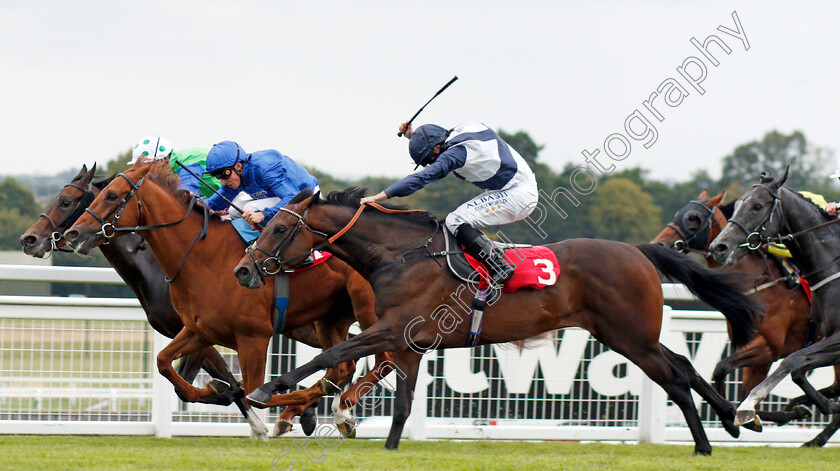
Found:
734,409 -> 756,427
301,409 -> 318,436
802,439 -> 826,448
792,405 -> 812,420
208,379 -> 231,395
247,387 -> 272,406
251,427 -> 269,442
693,449 -> 712,456
742,419 -> 763,433
320,378 -> 342,396
721,419 -> 740,439
336,417 -> 357,438
273,419 -> 294,437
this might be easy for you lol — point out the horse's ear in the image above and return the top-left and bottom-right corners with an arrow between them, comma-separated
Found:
309,191 -> 321,206
776,165 -> 790,188
82,163 -> 97,184
709,190 -> 726,207
697,189 -> 709,199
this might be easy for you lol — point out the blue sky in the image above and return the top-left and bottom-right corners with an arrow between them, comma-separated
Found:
2,1 -> 838,182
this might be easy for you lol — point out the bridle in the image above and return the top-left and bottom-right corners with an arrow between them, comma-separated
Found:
726,183 -> 783,251
667,199 -> 721,255
37,181 -> 96,256
245,206 -> 329,280
82,172 -> 207,283
245,201 -> 421,281
728,183 -> 840,291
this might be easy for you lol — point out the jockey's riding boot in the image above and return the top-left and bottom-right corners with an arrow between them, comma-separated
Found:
456,223 -> 515,288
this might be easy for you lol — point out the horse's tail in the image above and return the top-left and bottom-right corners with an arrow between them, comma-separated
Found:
635,243 -> 762,348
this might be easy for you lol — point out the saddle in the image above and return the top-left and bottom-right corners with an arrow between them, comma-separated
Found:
443,230 -> 531,284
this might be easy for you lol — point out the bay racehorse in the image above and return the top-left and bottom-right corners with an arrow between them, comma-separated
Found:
711,168 -> 840,432
234,188 -> 764,455
20,164 -> 272,439
652,190 -> 840,446
61,162 -> 394,437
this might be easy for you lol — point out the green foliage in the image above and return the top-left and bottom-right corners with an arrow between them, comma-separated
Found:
100,149 -> 133,176
720,130 -> 834,189
0,207 -> 31,250
0,177 -> 39,218
588,178 -> 662,243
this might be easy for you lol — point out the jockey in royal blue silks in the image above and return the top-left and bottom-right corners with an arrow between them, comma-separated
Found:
204,140 -> 319,241
360,122 -> 539,288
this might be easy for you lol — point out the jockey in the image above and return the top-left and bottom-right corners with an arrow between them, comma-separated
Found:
128,135 -> 221,199
360,122 -> 539,288
203,141 -> 319,233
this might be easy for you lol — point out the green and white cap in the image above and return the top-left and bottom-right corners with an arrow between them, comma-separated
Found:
128,135 -> 173,164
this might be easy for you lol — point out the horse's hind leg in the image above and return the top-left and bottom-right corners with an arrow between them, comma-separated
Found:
333,351 -> 397,437
384,350 -> 421,451
625,345 -> 712,455
803,413 -> 840,448
736,333 -> 840,427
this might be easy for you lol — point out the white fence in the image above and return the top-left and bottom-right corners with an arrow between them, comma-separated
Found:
0,264 -> 837,445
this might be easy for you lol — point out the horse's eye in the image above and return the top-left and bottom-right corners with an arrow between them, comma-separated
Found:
60,199 -> 72,208
275,226 -> 287,234
106,193 -> 118,201
752,203 -> 763,210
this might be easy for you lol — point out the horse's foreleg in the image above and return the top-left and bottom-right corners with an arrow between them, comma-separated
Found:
157,328 -> 228,402
248,319 -> 403,405
736,332 -> 840,426
712,335 -> 774,396
803,413 -> 840,448
196,345 -> 267,441
384,350 -> 422,451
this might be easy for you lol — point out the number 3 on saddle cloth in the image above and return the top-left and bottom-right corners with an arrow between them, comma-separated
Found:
446,236 -> 561,347
463,245 -> 561,292
271,251 -> 332,336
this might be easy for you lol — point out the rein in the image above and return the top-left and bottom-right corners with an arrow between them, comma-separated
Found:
247,201 -> 424,278
83,172 -> 207,283
729,183 -> 840,290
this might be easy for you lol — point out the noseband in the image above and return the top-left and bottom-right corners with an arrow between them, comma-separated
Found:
38,182 -> 96,255
727,183 -> 783,251
245,207 -> 329,280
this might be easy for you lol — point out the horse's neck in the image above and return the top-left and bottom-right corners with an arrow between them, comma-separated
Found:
321,207 -> 443,278
135,189 -> 246,282
779,188 -> 840,276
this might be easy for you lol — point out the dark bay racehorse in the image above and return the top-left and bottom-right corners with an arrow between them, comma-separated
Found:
711,168 -> 840,433
652,190 -> 840,445
234,188 -> 764,455
60,162 -> 394,437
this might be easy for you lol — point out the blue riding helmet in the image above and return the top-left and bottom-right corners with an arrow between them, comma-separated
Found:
408,124 -> 447,169
205,141 -> 244,173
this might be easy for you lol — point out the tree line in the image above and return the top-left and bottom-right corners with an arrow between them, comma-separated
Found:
1,129 -> 837,260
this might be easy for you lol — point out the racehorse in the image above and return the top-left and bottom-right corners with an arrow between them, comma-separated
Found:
652,190 -> 840,445
710,168 -> 840,433
233,187 -> 764,455
60,162 -> 394,437
20,164 -> 272,439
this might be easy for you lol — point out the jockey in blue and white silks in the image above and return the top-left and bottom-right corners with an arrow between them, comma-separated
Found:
204,141 -> 319,241
361,122 -> 538,288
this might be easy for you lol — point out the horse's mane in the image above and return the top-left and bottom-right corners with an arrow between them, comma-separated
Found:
315,187 -> 440,228
138,161 -> 194,207
92,172 -> 118,190
788,187 -> 833,221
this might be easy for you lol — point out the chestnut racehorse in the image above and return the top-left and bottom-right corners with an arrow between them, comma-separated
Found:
652,190 -> 840,446
61,162 -> 393,437
234,188 -> 764,455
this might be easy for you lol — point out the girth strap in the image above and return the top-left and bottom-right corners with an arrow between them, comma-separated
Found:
273,272 -> 290,336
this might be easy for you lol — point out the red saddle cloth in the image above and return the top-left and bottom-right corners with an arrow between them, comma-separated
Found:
289,250 -> 332,274
464,245 -> 561,292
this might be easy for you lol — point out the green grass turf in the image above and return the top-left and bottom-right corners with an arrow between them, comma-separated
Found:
2,436 -> 840,471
